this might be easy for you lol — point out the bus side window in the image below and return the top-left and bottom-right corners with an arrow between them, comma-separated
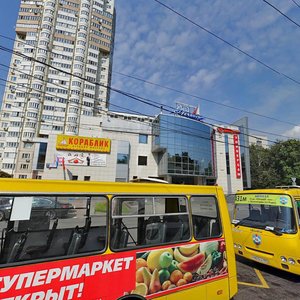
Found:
111,196 -> 190,250
191,196 -> 221,240
295,201 -> 300,225
0,195 -> 108,265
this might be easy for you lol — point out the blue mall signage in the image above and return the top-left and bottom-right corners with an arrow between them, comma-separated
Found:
174,102 -> 204,122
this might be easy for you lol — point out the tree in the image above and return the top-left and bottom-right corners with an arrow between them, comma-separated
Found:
250,144 -> 279,188
250,139 -> 300,188
269,139 -> 300,185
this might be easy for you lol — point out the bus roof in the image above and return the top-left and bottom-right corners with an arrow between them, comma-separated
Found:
236,187 -> 300,197
130,177 -> 169,184
0,178 -> 223,195
275,185 -> 300,189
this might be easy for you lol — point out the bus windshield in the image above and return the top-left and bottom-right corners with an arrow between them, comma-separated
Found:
233,194 -> 297,234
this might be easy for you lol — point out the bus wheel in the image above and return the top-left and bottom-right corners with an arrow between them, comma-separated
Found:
118,295 -> 145,300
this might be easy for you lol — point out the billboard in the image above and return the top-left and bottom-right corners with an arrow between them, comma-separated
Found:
56,135 -> 111,153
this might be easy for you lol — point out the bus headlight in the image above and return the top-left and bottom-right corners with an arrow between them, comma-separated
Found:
280,256 -> 287,263
288,258 -> 295,265
234,243 -> 242,249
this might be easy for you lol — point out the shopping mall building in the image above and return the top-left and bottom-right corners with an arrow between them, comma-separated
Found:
39,111 -> 250,195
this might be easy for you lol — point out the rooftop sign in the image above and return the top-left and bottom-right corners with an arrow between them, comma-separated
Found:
174,102 -> 204,121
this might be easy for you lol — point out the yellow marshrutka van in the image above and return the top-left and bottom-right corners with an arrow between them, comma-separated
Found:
0,179 -> 237,300
232,186 -> 300,274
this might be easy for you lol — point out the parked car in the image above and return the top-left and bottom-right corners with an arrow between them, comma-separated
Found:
0,197 -> 76,221
32,198 -> 76,219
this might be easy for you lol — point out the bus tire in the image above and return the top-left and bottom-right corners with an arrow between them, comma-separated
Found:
118,295 -> 145,300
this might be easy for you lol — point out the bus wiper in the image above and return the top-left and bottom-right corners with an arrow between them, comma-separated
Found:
232,219 -> 248,227
264,226 -> 282,236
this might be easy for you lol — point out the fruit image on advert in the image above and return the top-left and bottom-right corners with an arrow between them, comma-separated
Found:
130,239 -> 228,297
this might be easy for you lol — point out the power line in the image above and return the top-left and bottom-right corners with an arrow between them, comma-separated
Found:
262,0 -> 300,29
0,74 -> 280,152
1,32 -> 299,129
113,71 -> 300,128
153,0 -> 300,86
291,0 -> 300,8
1,32 -> 299,128
0,41 -> 296,144
0,46 -> 294,143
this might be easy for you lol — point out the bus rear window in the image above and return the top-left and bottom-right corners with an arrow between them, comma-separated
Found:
191,196 -> 222,240
111,196 -> 190,250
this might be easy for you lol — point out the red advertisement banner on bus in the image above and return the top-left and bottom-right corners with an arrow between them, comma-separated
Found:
0,239 -> 227,300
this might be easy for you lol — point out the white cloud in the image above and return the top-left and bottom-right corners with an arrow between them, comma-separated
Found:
110,0 -> 300,135
283,126 -> 300,139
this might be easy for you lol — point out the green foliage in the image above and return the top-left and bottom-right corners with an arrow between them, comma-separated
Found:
94,202 -> 107,213
250,140 -> 300,188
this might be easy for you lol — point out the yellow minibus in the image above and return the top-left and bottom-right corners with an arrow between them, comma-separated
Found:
232,187 -> 300,274
0,179 -> 237,299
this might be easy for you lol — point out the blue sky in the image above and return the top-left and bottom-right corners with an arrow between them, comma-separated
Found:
1,0 -> 300,142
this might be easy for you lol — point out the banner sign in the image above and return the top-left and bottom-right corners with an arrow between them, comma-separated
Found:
235,194 -> 292,208
0,253 -> 135,300
233,134 -> 241,179
56,152 -> 106,167
56,135 -> 111,153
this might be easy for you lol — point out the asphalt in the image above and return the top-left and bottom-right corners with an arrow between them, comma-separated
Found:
235,255 -> 300,300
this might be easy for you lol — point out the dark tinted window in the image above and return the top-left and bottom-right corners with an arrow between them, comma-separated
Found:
138,156 -> 147,166
191,196 -> 221,239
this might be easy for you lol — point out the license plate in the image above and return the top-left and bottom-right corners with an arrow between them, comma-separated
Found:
252,255 -> 269,264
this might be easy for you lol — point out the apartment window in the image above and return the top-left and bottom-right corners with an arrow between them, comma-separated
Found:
19,175 -> 28,179
4,153 -> 16,159
139,134 -> 148,144
20,164 -> 29,169
72,175 -> 78,181
7,142 -> 18,148
24,142 -> 33,149
2,163 -> 15,169
138,156 -> 147,166
84,176 -> 90,181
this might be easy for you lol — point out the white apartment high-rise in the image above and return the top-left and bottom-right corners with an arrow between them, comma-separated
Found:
0,0 -> 115,178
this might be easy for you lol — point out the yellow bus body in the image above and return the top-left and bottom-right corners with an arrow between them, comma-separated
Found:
0,179 -> 237,300
232,187 -> 300,274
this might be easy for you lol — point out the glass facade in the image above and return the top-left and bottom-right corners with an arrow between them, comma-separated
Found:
152,114 -> 214,178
